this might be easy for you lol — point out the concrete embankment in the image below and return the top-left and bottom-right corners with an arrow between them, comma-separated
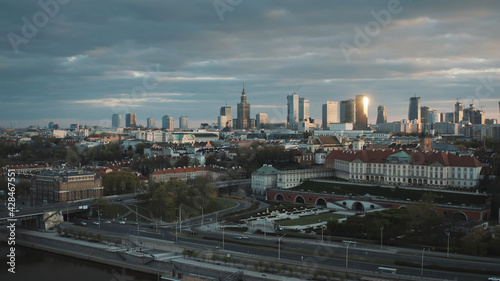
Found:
0,228 -> 302,281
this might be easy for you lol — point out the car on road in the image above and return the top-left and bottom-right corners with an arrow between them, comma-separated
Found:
488,278 -> 500,281
80,221 -> 87,226
242,236 -> 248,239
105,220 -> 111,224
93,221 -> 99,225
234,236 -> 242,240
119,221 -> 126,224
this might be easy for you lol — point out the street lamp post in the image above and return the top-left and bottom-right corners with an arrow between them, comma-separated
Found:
446,232 -> 450,258
278,234 -> 286,260
264,218 -> 266,239
380,226 -> 384,250
200,207 -> 204,228
179,205 -> 182,234
421,248 -> 426,278
136,205 -> 139,236
98,206 -> 101,229
222,224 -> 225,250
345,241 -> 356,269
321,226 -> 325,244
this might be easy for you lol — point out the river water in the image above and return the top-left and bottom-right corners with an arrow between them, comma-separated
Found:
0,243 -> 154,281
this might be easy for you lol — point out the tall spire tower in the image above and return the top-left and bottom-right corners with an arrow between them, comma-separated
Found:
236,83 -> 251,129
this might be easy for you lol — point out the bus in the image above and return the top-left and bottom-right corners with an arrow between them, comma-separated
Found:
378,267 -> 397,274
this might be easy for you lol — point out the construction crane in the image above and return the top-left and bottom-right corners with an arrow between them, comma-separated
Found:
292,85 -> 301,95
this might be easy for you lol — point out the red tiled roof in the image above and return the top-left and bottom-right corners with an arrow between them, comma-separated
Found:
326,149 -> 482,167
152,166 -> 207,175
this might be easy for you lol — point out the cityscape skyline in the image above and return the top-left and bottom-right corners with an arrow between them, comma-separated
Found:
1,1 -> 500,128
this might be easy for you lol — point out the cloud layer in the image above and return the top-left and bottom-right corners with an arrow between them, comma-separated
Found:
1,0 -> 499,128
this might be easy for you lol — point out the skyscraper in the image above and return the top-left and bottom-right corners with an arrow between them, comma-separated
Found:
220,105 -> 232,127
427,110 -> 440,123
256,113 -> 269,129
376,105 -> 387,124
420,106 -> 431,123
147,117 -> 155,128
236,84 -> 251,129
125,113 -> 137,127
454,101 -> 464,123
354,95 -> 369,129
408,96 -> 421,121
112,114 -> 121,128
179,116 -> 189,130
299,97 -> 310,121
162,115 -> 174,130
287,94 -> 300,125
340,99 -> 355,124
322,101 -> 338,129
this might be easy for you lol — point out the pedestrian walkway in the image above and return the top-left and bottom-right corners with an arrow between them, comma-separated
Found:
174,257 -> 304,281
122,204 -> 154,222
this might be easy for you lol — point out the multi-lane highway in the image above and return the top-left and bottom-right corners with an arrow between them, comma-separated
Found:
63,198 -> 499,281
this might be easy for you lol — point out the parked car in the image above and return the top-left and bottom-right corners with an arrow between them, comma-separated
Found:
119,221 -> 126,224
80,221 -> 87,226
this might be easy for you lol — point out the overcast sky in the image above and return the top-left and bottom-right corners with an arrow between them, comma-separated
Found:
1,0 -> 499,128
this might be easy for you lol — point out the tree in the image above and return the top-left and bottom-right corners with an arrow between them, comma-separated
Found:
95,197 -> 110,209
174,156 -> 189,167
205,155 -> 217,165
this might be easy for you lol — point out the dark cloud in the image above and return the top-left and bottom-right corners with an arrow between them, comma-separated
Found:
0,0 -> 499,127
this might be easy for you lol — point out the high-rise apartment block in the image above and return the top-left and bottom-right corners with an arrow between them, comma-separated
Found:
420,106 -> 431,123
220,106 -> 232,128
179,116 -> 189,130
354,95 -> 369,129
455,101 -> 464,123
287,94 -> 300,125
125,113 -> 137,127
162,115 -> 174,130
112,114 -> 121,128
376,105 -> 387,124
340,99 -> 355,124
322,101 -> 338,129
299,97 -> 310,121
408,96 -> 421,122
147,117 -> 156,128
256,113 -> 269,129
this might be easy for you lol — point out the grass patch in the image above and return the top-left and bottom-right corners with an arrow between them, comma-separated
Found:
224,226 -> 249,232
215,198 -> 238,211
100,204 -> 129,220
292,181 -> 488,206
276,212 -> 344,226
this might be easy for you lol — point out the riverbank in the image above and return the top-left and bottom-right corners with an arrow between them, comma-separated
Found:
0,227 -> 304,281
